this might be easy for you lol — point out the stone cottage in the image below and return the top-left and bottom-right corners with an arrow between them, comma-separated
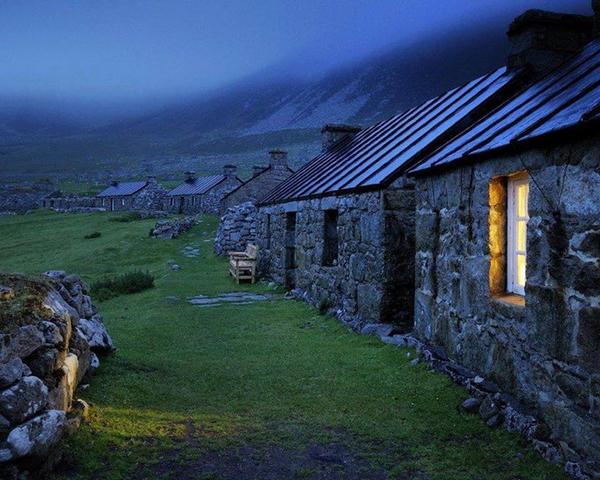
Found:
221,150 -> 294,211
257,52 -> 526,330
96,176 -> 166,212
410,10 -> 600,474
166,166 -> 242,215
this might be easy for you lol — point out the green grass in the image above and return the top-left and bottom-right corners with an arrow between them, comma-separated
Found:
0,211 -> 567,480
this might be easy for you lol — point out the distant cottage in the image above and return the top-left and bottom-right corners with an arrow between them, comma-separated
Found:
96,176 -> 166,211
221,150 -> 294,211
410,9 -> 600,466
166,166 -> 242,214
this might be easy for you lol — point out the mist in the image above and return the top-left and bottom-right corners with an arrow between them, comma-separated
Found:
0,0 -> 591,121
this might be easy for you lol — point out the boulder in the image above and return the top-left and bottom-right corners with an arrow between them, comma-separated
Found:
12,325 -> 44,359
0,376 -> 48,425
0,359 -> 28,389
461,397 -> 481,413
24,348 -> 61,381
47,354 -> 78,411
38,321 -> 64,347
5,410 -> 66,459
0,286 -> 14,301
77,315 -> 113,353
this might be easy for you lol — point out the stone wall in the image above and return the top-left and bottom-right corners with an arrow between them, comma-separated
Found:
413,133 -> 600,475
214,202 -> 257,255
97,194 -> 136,211
257,186 -> 415,329
43,195 -> 97,210
0,181 -> 54,213
0,271 -> 113,478
221,167 -> 293,212
132,181 -> 167,211
201,178 -> 242,214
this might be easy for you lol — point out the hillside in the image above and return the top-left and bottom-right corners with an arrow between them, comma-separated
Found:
0,22 -> 507,182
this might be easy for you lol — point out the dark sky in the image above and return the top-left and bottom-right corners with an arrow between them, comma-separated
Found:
0,0 -> 591,102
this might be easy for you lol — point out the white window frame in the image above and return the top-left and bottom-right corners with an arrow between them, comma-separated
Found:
507,173 -> 529,296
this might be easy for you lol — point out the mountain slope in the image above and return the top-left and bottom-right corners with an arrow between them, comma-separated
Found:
0,21 -> 509,181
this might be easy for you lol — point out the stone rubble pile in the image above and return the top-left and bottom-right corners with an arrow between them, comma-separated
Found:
359,323 -> 599,480
0,271 -> 113,479
214,202 -> 257,256
149,216 -> 196,239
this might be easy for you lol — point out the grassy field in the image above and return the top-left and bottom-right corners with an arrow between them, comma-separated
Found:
0,211 -> 566,480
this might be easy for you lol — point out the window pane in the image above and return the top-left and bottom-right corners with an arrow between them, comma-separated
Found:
517,220 -> 527,251
517,183 -> 528,217
517,254 -> 526,287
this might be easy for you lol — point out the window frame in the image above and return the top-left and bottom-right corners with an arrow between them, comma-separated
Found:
506,173 -> 529,296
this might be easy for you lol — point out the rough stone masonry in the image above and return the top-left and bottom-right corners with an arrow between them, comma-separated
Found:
413,134 -> 600,478
0,271 -> 113,478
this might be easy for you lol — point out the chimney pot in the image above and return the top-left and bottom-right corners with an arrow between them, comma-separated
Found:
253,165 -> 266,177
507,9 -> 593,76
268,149 -> 288,169
147,175 -> 157,184
223,165 -> 237,178
184,171 -> 196,183
321,124 -> 361,152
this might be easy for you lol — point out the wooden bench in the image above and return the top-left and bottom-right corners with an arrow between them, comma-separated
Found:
229,243 -> 258,284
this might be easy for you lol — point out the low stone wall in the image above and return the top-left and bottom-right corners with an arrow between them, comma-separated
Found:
214,202 -> 257,256
0,271 -> 113,478
150,217 -> 196,239
0,181 -> 54,213
361,324 -> 595,480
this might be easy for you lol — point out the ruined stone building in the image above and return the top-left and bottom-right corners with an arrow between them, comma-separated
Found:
166,166 -> 242,215
96,176 -> 166,212
221,150 -> 294,211
256,55 -> 525,330
41,191 -> 96,210
409,10 -> 600,471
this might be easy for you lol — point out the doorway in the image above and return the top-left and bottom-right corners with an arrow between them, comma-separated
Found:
284,212 -> 297,289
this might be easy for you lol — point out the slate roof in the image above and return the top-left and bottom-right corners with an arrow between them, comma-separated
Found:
97,181 -> 147,197
166,175 -> 225,196
260,66 -> 520,205
412,39 -> 600,174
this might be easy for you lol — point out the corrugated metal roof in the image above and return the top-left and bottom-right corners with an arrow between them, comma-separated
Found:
260,66 -> 519,204
97,181 -> 147,197
167,175 -> 225,196
412,39 -> 600,174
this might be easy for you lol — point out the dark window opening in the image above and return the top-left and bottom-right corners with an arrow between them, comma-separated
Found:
322,209 -> 339,266
265,214 -> 272,249
285,212 -> 296,270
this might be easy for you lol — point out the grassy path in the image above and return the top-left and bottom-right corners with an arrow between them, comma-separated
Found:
0,211 -> 565,479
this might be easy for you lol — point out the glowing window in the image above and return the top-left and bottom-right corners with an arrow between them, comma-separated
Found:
507,175 -> 529,296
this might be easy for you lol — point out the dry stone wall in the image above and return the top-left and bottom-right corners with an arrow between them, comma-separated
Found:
413,134 -> 600,478
214,202 -> 257,255
0,271 -> 113,478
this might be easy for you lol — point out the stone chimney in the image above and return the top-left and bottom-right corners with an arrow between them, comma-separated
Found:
594,0 -> 600,35
321,124 -> 361,152
253,165 -> 266,177
507,9 -> 593,76
223,165 -> 237,179
269,149 -> 288,169
110,180 -> 118,187
147,175 -> 157,185
184,171 -> 196,183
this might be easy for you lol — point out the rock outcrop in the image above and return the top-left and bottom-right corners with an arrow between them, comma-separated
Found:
0,271 -> 113,478
214,202 -> 257,256
150,216 -> 196,239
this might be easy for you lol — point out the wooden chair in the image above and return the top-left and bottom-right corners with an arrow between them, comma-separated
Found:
229,243 -> 258,284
